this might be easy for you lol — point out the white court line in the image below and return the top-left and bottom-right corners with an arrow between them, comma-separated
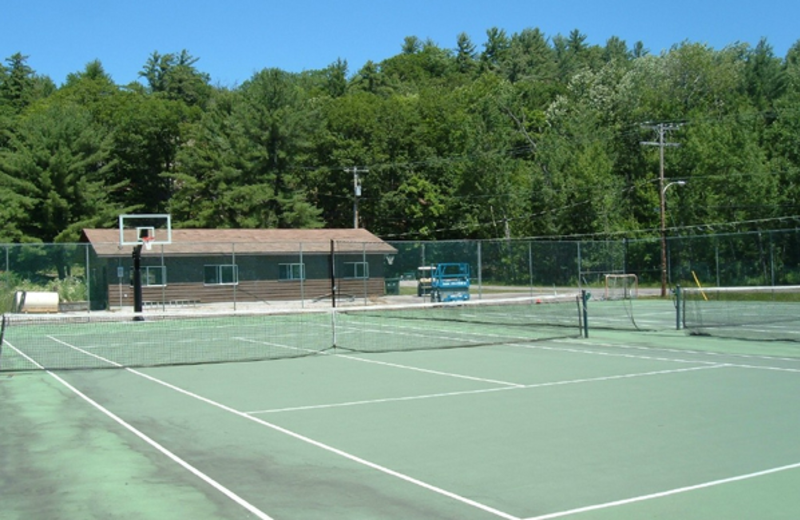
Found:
718,362 -> 800,374
556,337 -> 800,364
236,337 -> 526,388
523,461 -> 800,520
231,336 -> 324,356
5,339 -> 275,520
248,386 -> 520,414
239,328 -> 737,389
248,364 -> 727,414
735,326 -> 800,337
37,336 -> 519,520
337,352 -> 526,387
513,342 -> 725,366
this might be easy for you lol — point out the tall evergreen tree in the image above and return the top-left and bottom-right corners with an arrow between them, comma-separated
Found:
231,69 -> 321,228
481,27 -> 511,72
505,28 -> 556,83
0,102 -> 118,243
744,38 -> 786,110
139,50 -> 212,107
455,33 -> 477,75
0,53 -> 36,113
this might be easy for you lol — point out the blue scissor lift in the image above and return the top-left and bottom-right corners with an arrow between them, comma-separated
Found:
430,263 -> 470,302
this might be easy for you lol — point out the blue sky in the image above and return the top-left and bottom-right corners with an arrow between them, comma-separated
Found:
3,0 -> 798,87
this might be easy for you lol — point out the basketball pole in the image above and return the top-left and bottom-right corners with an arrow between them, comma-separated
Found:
132,243 -> 144,319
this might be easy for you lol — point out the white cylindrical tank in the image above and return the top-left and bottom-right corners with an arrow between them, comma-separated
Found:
18,291 -> 60,313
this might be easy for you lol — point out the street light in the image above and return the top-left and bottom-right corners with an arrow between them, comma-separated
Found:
660,180 -> 686,297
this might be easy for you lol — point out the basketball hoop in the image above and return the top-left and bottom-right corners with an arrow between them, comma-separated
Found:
141,236 -> 155,251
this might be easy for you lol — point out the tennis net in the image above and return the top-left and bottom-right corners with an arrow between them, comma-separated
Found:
681,285 -> 800,342
0,293 -> 583,371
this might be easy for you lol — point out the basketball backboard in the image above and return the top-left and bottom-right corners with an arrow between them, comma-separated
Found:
118,214 -> 172,247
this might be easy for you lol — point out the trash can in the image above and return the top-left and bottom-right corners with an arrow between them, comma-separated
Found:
384,277 -> 400,296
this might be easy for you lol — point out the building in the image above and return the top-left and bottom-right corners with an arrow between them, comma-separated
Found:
81,228 -> 397,310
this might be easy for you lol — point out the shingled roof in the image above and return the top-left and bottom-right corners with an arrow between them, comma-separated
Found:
81,228 -> 397,257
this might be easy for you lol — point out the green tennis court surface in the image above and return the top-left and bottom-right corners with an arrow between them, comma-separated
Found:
2,298 -> 800,519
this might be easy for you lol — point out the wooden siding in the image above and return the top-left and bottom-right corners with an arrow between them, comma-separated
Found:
108,278 -> 387,307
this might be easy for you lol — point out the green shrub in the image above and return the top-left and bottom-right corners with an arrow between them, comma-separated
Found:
0,273 -> 87,313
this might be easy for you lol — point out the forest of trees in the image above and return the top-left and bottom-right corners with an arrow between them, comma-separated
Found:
1,28 -> 799,244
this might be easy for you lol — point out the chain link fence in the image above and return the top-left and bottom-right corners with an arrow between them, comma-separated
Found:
2,229 -> 799,313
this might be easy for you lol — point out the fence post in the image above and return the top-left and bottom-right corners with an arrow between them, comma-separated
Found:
477,241 -> 482,299
528,241 -> 533,297
622,238 -> 628,275
769,232 -> 775,286
362,241 -> 368,304
159,243 -> 165,311
232,242 -> 237,312
85,244 -> 91,312
329,239 -> 336,308
300,242 -> 305,308
667,239 -> 671,289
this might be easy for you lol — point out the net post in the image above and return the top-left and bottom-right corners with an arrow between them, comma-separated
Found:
329,239 -> 336,308
0,314 -> 6,367
581,290 -> 589,338
331,308 -> 337,350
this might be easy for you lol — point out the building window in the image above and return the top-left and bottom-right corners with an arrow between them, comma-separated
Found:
204,264 -> 238,285
344,262 -> 369,279
129,266 -> 166,287
279,263 -> 305,281
143,266 -> 166,287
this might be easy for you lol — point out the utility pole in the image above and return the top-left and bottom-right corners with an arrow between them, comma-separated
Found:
641,123 -> 682,297
345,167 -> 369,228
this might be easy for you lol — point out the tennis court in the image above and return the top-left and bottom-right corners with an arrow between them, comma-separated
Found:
2,294 -> 800,519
